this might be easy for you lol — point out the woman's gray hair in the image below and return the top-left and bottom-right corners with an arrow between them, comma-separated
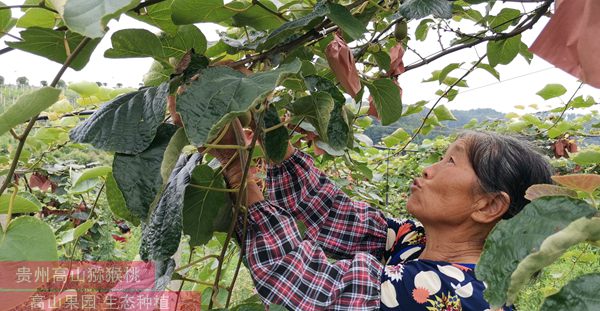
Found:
458,131 -> 553,219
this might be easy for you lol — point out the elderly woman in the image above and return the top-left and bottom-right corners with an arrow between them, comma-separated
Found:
212,125 -> 553,310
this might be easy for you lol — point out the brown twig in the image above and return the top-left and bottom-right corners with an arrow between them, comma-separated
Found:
0,37 -> 92,197
253,0 -> 288,21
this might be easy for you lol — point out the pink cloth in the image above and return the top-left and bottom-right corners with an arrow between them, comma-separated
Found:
530,0 -> 600,88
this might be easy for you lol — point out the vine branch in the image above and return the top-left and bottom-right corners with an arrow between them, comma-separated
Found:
0,37 -> 92,197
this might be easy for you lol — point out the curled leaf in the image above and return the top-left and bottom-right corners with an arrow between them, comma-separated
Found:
525,184 -> 577,201
325,32 -> 361,97
552,174 -> 600,194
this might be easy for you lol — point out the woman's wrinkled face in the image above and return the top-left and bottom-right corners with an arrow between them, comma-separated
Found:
406,139 -> 484,226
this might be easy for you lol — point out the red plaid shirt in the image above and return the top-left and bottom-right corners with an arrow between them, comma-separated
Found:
237,149 -> 388,310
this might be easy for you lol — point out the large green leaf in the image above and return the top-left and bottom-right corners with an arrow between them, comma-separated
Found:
433,105 -> 457,121
69,82 -> 169,154
112,124 -> 178,221
16,8 -> 57,28
106,172 -> 140,226
487,35 -> 521,67
171,0 -> 249,24
572,150 -> 600,165
261,106 -> 289,162
140,153 -> 202,261
0,192 -> 42,214
507,217 -> 600,305
7,27 -> 100,70
127,0 -> 177,35
541,273 -> 600,310
476,197 -> 597,308
289,92 -> 335,140
143,61 -> 173,87
160,25 -> 207,57
304,75 -> 348,150
536,83 -> 567,100
53,0 -> 140,38
259,0 -> 329,50
182,165 -> 232,248
0,87 -> 61,136
399,0 -> 452,20
0,216 -> 57,261
104,28 -> 165,60
326,3 -> 366,41
0,1 -> 16,40
365,79 -> 403,126
232,1 -> 285,31
177,59 -> 301,146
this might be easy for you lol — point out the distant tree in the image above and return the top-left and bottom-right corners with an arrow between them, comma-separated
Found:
116,83 -> 123,88
96,81 -> 102,86
0,75 -> 4,86
16,76 -> 29,86
56,80 -> 66,88
40,80 -> 48,87
103,82 -> 107,86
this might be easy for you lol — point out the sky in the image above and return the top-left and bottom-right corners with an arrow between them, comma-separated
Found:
1,0 -> 599,113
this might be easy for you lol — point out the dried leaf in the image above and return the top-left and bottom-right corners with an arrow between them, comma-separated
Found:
325,32 -> 361,97
552,174 -> 600,194
525,184 -> 577,201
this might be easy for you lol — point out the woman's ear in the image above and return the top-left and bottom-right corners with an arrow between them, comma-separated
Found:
471,192 -> 510,224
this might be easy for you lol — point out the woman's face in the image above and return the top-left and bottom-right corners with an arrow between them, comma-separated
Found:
406,139 -> 484,226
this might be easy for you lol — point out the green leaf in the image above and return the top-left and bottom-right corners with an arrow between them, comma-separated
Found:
476,63 -> 500,80
572,150 -> 600,165
0,216 -> 57,261
519,41 -> 533,63
0,1 -> 16,40
476,197 -> 597,307
140,153 -> 202,261
382,128 -> 410,148
290,92 -> 335,140
372,51 -> 391,72
326,3 -> 366,40
259,0 -> 329,50
182,165 -> 232,248
399,0 -> 452,20
487,34 -> 521,67
106,172 -> 140,226
262,106 -> 289,162
113,124 -> 178,221
570,95 -> 596,108
177,59 -> 301,146
507,217 -> 600,305
327,104 -> 350,151
7,27 -> 101,70
433,105 -> 457,121
71,166 -> 111,191
415,19 -> 433,41
68,81 -> 100,97
365,79 -> 403,126
127,0 -> 178,35
488,8 -> 521,33
58,219 -> 96,245
521,114 -> 541,126
171,0 -> 249,24
0,192 -> 42,214
70,82 -> 169,154
0,87 -> 61,137
542,273 -> 600,310
232,1 -> 285,31
403,100 -> 427,117
104,28 -> 166,62
143,61 -> 173,87
160,25 -> 207,57
55,0 -> 140,38
161,128 -> 189,183
16,8 -> 57,28
536,84 -> 567,100
438,63 -> 462,84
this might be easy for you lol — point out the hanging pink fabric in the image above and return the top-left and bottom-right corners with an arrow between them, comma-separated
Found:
325,31 -> 361,97
529,0 -> 600,88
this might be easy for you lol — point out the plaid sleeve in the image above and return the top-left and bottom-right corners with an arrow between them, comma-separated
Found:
265,149 -> 387,259
240,200 -> 382,311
